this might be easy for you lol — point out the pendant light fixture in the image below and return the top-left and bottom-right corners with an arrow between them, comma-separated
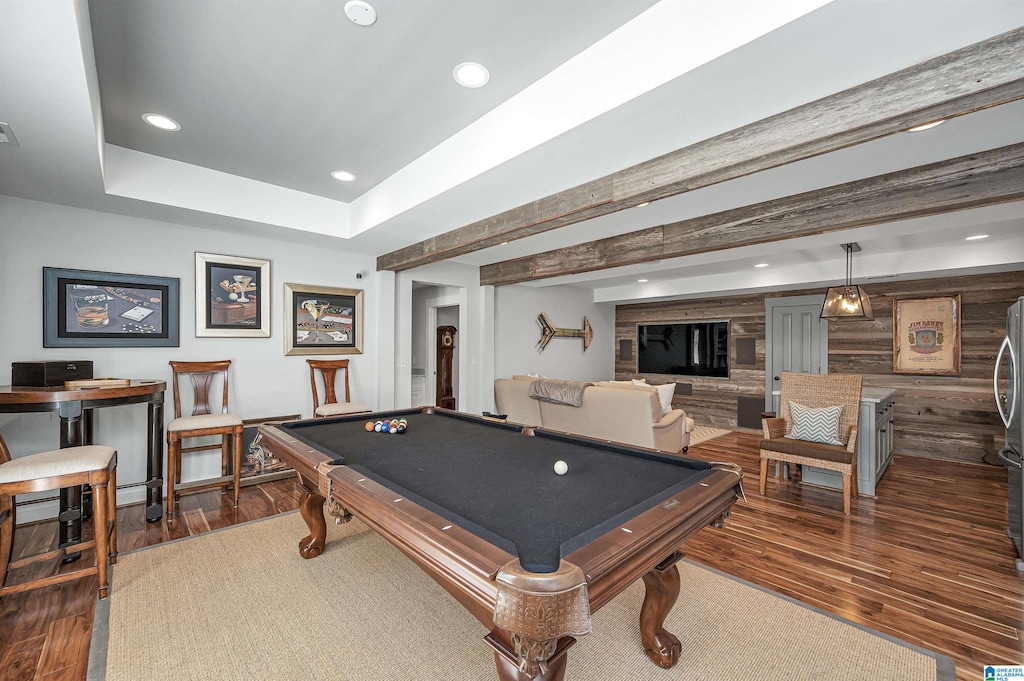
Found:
820,243 -> 873,321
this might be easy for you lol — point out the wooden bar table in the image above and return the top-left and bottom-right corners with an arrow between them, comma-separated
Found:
0,380 -> 166,556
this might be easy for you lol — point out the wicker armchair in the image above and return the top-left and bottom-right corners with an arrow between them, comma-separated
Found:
759,372 -> 863,515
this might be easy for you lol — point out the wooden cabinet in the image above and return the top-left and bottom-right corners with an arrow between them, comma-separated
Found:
798,387 -> 896,497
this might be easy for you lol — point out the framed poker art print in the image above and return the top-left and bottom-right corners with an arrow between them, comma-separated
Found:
43,267 -> 180,348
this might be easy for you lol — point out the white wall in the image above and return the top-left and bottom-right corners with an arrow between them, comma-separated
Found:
0,196 -> 379,521
494,284 -> 615,383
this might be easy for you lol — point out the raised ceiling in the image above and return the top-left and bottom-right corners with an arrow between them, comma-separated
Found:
1,0 -> 1022,303
89,0 -> 658,201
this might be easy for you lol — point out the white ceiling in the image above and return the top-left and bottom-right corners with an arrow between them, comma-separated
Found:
1,0 -> 1022,305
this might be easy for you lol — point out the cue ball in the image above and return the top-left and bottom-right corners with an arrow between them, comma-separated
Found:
554,460 -> 568,475
228,292 -> 238,301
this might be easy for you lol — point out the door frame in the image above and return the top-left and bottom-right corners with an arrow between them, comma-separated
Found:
425,293 -> 460,407
764,294 -> 829,411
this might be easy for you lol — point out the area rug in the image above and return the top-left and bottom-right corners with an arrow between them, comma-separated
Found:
90,513 -> 954,681
689,425 -> 732,446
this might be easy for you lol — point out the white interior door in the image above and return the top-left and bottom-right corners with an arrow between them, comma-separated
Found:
765,295 -> 829,412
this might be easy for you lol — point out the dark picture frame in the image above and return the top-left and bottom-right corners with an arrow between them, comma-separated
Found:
195,252 -> 271,338
43,267 -> 180,348
893,294 -> 961,375
283,282 -> 363,356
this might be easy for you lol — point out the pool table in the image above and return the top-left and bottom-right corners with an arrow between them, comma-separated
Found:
258,407 -> 742,680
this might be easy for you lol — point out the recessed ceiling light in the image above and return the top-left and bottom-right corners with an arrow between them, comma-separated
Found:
331,170 -> 356,182
906,119 -> 946,133
637,279 -> 649,283
142,113 -> 180,131
965,234 -> 989,241
636,202 -> 650,208
754,263 -> 769,268
344,1 -> 377,26
453,62 -> 490,88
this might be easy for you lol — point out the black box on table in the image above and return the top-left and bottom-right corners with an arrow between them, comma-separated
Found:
12,360 -> 94,387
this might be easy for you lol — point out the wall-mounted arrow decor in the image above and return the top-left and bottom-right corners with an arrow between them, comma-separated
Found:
537,313 -> 593,352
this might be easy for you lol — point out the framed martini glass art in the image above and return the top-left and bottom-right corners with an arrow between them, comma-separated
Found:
195,252 -> 271,338
283,283 -> 363,356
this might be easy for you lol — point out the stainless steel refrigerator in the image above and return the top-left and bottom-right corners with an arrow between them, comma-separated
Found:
995,296 -> 1024,571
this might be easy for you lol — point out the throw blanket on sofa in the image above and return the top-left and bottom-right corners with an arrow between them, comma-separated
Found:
528,379 -> 593,407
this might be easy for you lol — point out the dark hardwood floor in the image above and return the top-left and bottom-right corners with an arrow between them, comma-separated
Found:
1,431 -> 1020,680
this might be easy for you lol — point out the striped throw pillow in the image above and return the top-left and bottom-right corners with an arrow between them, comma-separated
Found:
787,401 -> 844,446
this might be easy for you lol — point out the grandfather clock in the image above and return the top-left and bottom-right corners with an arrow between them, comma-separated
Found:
436,325 -> 457,410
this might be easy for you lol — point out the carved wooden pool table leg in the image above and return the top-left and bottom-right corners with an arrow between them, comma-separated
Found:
640,561 -> 682,668
296,476 -> 327,559
488,631 -> 571,681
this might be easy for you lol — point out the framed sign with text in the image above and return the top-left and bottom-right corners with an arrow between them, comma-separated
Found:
893,295 -> 961,375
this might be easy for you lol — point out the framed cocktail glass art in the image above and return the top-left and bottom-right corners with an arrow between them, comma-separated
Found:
284,283 -> 363,356
893,294 -> 961,375
43,267 -> 180,347
195,253 -> 271,338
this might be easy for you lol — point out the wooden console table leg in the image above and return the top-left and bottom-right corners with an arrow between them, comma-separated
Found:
640,562 -> 682,668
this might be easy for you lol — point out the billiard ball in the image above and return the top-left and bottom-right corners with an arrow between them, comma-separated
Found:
396,423 -> 406,434
553,460 -> 568,475
374,421 -> 383,432
381,422 -> 390,433
390,419 -> 400,431
228,292 -> 238,301
364,421 -> 374,432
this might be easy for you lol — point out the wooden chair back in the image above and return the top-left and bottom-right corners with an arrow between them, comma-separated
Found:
169,360 -> 232,419
306,359 -> 352,411
778,372 -> 863,445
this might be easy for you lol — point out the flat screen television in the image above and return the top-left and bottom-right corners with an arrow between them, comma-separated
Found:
637,321 -> 729,377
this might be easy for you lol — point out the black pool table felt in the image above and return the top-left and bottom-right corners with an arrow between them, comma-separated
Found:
282,411 -> 714,573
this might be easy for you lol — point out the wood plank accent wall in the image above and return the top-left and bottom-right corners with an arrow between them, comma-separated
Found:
615,270 -> 1024,464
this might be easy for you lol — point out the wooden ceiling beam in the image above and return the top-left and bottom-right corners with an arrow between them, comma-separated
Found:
377,27 -> 1024,273
479,142 -> 1024,286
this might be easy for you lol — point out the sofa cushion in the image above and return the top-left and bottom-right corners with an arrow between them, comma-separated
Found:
596,380 -> 655,394
654,383 -> 674,416
591,382 -> 661,423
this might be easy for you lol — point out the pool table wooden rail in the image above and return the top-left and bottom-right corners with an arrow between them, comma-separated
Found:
258,410 -> 743,681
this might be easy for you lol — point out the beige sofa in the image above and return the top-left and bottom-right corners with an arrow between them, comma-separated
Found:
493,377 -> 695,453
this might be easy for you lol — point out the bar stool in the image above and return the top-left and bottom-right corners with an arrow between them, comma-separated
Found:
0,433 -> 117,600
307,359 -> 371,418
166,360 -> 244,516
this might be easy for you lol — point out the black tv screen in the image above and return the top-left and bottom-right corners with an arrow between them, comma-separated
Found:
637,321 -> 729,377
